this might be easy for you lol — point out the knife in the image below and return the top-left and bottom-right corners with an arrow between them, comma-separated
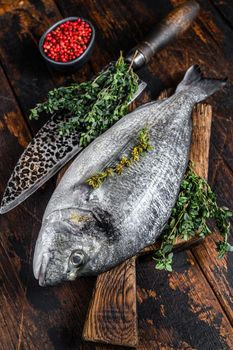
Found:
0,0 -> 199,214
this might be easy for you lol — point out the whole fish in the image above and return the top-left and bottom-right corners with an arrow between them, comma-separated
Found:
33,66 -> 225,286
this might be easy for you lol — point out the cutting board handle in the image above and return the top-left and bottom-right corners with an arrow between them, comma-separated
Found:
126,0 -> 200,69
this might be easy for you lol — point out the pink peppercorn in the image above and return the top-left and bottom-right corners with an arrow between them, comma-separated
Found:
43,18 -> 92,63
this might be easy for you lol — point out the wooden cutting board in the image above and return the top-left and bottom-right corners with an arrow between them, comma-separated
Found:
82,96 -> 212,347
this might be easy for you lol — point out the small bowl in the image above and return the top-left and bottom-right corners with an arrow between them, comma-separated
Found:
39,16 -> 95,71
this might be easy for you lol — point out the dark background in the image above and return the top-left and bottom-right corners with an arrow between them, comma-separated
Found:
0,0 -> 232,349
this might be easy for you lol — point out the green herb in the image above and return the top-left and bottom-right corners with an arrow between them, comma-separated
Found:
154,163 -> 233,271
29,53 -> 139,147
86,128 -> 153,188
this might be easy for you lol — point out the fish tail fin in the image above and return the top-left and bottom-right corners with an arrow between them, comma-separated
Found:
176,65 -> 227,102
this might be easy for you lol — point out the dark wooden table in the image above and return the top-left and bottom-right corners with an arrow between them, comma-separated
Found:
0,1 -> 233,349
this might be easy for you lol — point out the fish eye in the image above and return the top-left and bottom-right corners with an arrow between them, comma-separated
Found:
69,250 -> 84,268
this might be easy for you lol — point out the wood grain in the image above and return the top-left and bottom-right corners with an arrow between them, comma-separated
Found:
190,103 -> 212,179
137,249 -> 233,350
0,55 -> 55,350
83,257 -> 138,347
0,0 -> 92,133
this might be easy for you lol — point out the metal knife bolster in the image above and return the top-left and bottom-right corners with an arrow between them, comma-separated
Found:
125,0 -> 200,70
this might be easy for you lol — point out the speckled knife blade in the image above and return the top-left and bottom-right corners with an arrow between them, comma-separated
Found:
0,114 -> 81,214
0,81 -> 146,214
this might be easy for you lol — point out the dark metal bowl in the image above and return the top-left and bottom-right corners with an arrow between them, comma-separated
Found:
39,16 -> 95,72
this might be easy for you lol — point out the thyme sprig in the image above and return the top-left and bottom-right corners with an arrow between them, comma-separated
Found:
154,163 -> 233,271
29,53 -> 138,147
86,128 -> 153,189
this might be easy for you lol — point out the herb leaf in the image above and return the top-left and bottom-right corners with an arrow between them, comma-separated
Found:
29,53 -> 139,147
154,163 -> 232,271
86,128 -> 153,188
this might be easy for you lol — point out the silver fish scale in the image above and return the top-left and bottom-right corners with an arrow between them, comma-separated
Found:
88,97 -> 192,259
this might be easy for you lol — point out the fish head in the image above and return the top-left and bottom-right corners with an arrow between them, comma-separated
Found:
33,207 -> 109,286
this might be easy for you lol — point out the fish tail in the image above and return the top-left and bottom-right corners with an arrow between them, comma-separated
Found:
176,65 -> 227,102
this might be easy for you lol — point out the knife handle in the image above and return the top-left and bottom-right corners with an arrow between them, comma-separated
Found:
125,0 -> 200,70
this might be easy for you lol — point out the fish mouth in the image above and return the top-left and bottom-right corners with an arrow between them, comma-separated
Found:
33,249 -> 50,287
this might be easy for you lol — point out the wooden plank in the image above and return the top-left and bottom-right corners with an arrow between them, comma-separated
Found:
192,232 -> 233,325
190,103 -> 212,179
0,0 -> 61,132
191,150 -> 233,325
0,0 -> 92,134
0,61 -> 53,349
83,258 -> 138,348
210,0 -> 233,32
136,250 -> 233,350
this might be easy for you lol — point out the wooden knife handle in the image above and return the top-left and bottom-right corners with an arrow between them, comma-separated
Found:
126,0 -> 200,69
